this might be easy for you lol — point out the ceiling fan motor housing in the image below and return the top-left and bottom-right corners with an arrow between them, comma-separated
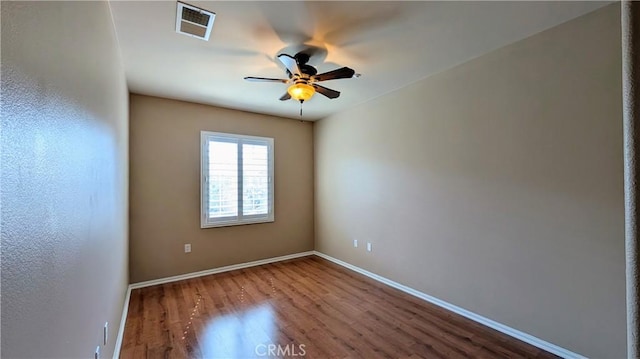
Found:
293,52 -> 317,76
300,64 -> 317,76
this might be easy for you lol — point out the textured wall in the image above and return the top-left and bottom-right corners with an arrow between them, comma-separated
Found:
314,5 -> 624,357
623,2 -> 640,357
129,95 -> 314,283
1,2 -> 129,358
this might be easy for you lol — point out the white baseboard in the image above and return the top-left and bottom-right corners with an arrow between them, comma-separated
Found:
113,251 -> 314,358
312,251 -> 586,359
129,251 -> 315,289
112,285 -> 131,359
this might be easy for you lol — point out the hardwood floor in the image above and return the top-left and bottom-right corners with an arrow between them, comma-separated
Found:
120,256 -> 558,359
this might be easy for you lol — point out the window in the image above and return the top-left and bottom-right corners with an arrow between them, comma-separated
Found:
201,131 -> 274,228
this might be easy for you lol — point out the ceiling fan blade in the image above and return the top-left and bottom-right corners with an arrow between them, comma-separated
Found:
313,84 -> 340,99
244,77 -> 288,83
313,67 -> 356,81
279,93 -> 291,101
277,54 -> 301,76
315,2 -> 408,48
313,67 -> 355,82
255,2 -> 314,45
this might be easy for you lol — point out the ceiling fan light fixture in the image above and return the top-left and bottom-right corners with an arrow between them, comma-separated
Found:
287,82 -> 315,102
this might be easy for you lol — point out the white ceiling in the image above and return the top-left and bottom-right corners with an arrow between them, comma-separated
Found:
110,1 -> 610,121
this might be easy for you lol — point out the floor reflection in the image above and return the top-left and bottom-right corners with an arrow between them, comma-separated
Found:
199,303 -> 276,359
182,293 -> 203,340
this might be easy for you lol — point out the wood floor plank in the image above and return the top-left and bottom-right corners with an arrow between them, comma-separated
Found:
120,256 -> 559,359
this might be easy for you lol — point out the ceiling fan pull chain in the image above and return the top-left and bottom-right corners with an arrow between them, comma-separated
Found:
299,100 -> 303,121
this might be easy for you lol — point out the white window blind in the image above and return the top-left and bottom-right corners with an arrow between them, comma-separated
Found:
201,132 -> 274,228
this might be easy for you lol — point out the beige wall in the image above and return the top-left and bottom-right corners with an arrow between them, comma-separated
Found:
1,2 -> 129,358
129,95 -> 314,283
315,5 -> 624,358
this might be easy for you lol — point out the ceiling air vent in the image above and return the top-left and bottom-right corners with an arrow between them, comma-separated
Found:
175,2 -> 215,41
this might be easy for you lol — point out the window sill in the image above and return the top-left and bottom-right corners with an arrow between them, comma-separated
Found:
200,217 -> 274,229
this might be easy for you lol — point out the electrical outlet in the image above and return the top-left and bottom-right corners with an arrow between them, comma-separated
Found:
353,239 -> 358,248
103,322 -> 108,345
184,244 -> 191,253
95,346 -> 100,359
367,242 -> 372,252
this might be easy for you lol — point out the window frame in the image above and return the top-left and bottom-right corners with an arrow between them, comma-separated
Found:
200,131 -> 274,228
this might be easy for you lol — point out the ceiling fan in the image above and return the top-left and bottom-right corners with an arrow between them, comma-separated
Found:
244,52 -> 356,103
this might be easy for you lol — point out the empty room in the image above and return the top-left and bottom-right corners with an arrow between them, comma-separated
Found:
2,1 -> 636,358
